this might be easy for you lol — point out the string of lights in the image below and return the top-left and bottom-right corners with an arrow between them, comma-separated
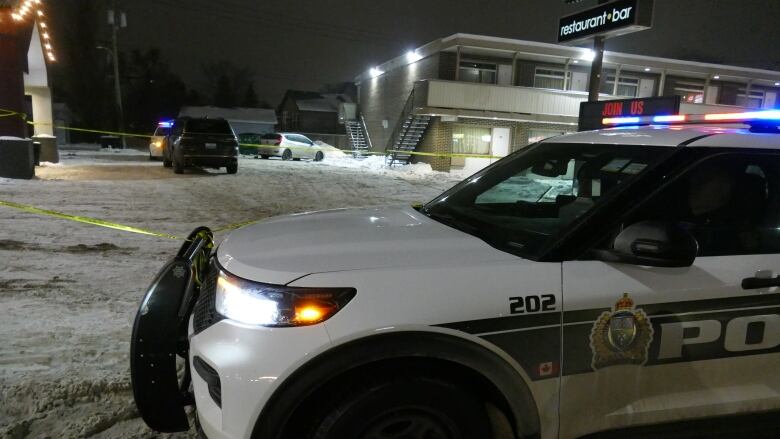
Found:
9,0 -> 55,62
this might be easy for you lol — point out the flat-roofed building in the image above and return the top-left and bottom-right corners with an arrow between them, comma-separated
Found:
355,33 -> 780,172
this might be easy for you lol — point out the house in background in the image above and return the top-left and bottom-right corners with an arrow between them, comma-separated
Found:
0,2 -> 55,138
178,106 -> 277,135
277,90 -> 355,148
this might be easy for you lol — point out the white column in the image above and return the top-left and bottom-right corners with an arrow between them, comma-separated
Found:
612,65 -> 622,96
26,86 -> 54,136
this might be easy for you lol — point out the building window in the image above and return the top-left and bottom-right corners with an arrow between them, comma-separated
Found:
737,89 -> 765,108
601,75 -> 640,97
534,68 -> 571,90
673,81 -> 705,104
459,62 -> 497,84
452,125 -> 491,155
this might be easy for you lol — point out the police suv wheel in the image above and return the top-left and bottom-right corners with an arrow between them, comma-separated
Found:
309,375 -> 492,439
282,149 -> 292,161
314,151 -> 324,162
226,162 -> 238,174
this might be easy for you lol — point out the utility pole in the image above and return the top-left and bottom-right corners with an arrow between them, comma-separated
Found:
587,0 -> 609,102
107,1 -> 126,147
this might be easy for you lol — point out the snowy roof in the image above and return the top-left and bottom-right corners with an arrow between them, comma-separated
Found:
179,106 -> 277,124
284,90 -> 353,113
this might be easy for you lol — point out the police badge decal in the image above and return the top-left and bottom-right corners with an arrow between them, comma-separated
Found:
590,293 -> 653,370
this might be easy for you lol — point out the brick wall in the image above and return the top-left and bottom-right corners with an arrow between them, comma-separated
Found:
358,54 -> 441,154
415,118 -> 452,172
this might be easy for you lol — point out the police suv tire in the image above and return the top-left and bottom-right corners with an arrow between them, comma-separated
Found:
314,151 -> 324,162
226,162 -> 238,174
308,374 -> 492,439
173,156 -> 184,174
261,154 -> 269,159
282,149 -> 292,161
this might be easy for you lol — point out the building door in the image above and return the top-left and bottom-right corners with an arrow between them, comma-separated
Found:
559,151 -> 780,437
490,127 -> 511,163
706,85 -> 720,104
570,72 -> 589,92
638,78 -> 655,97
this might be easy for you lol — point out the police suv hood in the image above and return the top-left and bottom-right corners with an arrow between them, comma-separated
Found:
216,205 -> 518,284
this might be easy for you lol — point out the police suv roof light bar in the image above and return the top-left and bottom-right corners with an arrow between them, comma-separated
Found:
603,110 -> 780,133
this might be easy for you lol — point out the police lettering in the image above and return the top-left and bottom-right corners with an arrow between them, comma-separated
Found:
658,314 -> 780,359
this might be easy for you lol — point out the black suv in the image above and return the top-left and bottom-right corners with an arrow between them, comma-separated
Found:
163,117 -> 239,174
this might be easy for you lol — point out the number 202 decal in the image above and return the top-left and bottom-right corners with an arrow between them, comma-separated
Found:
509,294 -> 556,314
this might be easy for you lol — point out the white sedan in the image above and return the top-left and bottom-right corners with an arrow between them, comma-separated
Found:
254,132 -> 324,161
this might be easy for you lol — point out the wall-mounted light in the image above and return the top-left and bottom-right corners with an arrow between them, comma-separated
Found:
369,67 -> 384,78
713,75 -> 720,79
644,67 -> 651,72
406,50 -> 422,63
580,50 -> 595,62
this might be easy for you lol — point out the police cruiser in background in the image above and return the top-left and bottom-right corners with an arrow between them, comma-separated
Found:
148,120 -> 171,161
131,110 -> 780,439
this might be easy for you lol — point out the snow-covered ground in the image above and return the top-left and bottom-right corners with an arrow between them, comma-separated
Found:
0,148 -> 465,438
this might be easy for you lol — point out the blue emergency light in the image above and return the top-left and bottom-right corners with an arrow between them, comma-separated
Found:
603,110 -> 780,130
158,120 -> 173,128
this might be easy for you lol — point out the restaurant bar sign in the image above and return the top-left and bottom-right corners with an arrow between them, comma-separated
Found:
558,0 -> 654,44
578,96 -> 681,131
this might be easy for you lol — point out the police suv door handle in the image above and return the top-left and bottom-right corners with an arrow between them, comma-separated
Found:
741,274 -> 780,290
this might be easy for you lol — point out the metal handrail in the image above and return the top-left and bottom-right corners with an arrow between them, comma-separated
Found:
360,114 -> 373,152
386,89 -> 416,151
385,89 -> 417,165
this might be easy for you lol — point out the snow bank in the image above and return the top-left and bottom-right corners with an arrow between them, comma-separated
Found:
314,141 -> 348,158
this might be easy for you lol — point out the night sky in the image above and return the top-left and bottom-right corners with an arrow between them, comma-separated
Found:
51,0 -> 780,105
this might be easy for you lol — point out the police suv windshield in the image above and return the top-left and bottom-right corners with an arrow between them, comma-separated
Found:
423,142 -> 672,259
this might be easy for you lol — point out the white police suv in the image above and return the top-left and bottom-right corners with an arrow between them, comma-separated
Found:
131,111 -> 780,439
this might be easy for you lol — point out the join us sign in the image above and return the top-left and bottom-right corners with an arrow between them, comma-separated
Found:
558,0 -> 654,44
578,96 -> 681,131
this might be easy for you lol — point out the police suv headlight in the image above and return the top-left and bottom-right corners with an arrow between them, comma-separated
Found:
214,270 -> 356,327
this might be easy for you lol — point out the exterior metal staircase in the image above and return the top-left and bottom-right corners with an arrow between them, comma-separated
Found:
386,90 -> 431,166
346,116 -> 371,158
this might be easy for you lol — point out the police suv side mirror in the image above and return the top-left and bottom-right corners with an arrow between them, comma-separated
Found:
595,221 -> 699,267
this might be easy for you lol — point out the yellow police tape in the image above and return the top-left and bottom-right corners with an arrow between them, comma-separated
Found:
1,107 -> 503,159
212,218 -> 264,233
27,121 -> 153,139
0,199 -> 271,241
0,200 -> 183,241
0,109 -> 26,119
386,149 -> 503,160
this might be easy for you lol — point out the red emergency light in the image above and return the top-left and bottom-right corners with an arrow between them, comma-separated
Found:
603,110 -> 780,128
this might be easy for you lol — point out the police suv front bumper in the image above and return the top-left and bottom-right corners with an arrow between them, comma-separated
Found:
131,228 -> 333,438
130,227 -> 213,433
